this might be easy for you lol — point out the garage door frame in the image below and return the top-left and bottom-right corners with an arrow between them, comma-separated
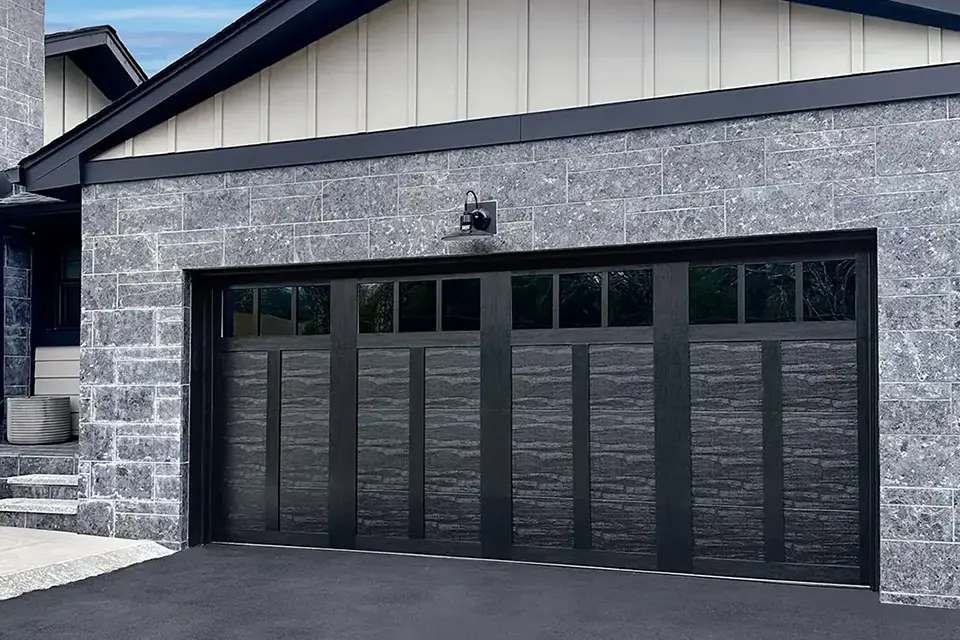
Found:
188,229 -> 879,590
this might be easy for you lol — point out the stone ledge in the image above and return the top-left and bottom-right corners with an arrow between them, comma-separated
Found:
0,499 -> 78,515
4,475 -> 79,487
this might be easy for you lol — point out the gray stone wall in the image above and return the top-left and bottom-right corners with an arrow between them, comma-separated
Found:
1,232 -> 31,440
82,96 -> 960,604
0,0 -> 45,168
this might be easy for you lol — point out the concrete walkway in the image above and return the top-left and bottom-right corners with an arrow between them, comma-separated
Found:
0,527 -> 173,600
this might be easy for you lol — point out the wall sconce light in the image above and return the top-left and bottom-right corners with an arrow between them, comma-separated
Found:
442,190 -> 498,241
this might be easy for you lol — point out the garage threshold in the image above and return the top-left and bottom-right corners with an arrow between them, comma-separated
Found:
215,541 -> 871,592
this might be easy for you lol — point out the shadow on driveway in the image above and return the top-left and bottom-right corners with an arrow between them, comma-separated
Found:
1,544 -> 959,640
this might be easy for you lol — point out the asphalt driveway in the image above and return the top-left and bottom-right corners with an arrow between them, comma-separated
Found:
1,544 -> 959,640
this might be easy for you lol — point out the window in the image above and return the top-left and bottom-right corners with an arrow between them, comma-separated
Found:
441,279 -> 481,331
689,265 -> 738,325
259,288 -> 294,336
358,283 -> 394,334
298,286 -> 331,335
399,281 -> 437,333
58,245 -> 81,328
745,263 -> 795,323
512,275 -> 553,330
803,260 -> 856,321
559,273 -> 602,329
608,269 -> 653,327
225,289 -> 256,337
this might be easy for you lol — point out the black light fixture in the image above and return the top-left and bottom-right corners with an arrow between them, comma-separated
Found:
442,190 -> 498,241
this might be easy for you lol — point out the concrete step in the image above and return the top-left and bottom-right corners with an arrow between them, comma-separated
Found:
0,499 -> 78,533
3,475 -> 79,500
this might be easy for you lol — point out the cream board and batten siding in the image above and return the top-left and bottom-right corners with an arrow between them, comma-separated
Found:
96,0 -> 960,160
44,55 -> 111,144
33,347 -> 81,437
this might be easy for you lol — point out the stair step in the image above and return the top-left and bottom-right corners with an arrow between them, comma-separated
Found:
0,498 -> 78,515
4,474 -> 79,487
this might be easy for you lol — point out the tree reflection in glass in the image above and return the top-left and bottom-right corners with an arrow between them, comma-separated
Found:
297,285 -> 331,335
512,275 -> 553,330
559,273 -> 602,328
358,282 -> 394,333
803,260 -> 856,321
689,265 -> 738,324
745,263 -> 795,323
608,269 -> 653,327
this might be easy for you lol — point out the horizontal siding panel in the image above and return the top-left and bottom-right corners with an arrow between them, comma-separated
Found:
34,377 -> 80,398
35,347 -> 80,362
94,0 -> 960,160
35,359 -> 81,379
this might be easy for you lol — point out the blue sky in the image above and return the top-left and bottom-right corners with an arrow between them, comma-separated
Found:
46,0 -> 262,75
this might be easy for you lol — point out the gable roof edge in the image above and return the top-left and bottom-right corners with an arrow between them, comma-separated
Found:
20,0 -> 393,191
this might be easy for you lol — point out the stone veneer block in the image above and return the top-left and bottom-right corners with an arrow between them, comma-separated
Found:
79,93 -> 960,605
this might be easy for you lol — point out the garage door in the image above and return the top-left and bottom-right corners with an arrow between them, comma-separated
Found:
207,238 -> 876,586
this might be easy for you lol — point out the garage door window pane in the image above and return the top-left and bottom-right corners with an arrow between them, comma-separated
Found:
225,289 -> 256,337
803,259 -> 856,321
400,281 -> 437,332
442,278 -> 481,331
512,275 -> 553,330
690,265 -> 738,324
745,263 -> 796,323
559,273 -> 602,328
297,285 -> 331,335
260,288 -> 295,336
609,269 -> 653,327
359,283 -> 394,333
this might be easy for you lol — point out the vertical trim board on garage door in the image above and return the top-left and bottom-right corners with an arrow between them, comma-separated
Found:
653,262 -> 693,574
330,280 -> 359,548
571,343 -> 591,551
761,341 -> 785,563
480,272 -> 513,560
409,346 -> 426,540
265,351 -> 282,532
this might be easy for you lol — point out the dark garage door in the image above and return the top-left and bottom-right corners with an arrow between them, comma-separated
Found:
205,236 -> 876,587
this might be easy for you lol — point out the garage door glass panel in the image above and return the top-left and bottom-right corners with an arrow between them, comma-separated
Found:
441,278 -> 481,331
424,347 -> 481,542
558,273 -> 602,329
297,285 -> 330,335
358,283 -> 394,333
279,350 -> 330,534
217,351 -> 268,532
608,269 -> 653,327
225,289 -> 256,337
512,275 -> 553,330
803,260 -> 856,321
512,346 -> 574,548
399,281 -> 437,333
357,349 -> 410,538
691,343 -> 764,562
260,288 -> 295,336
689,266 -> 738,324
589,345 -> 656,554
745,263 -> 796,323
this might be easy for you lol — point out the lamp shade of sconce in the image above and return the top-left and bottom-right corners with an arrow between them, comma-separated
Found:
442,190 -> 498,241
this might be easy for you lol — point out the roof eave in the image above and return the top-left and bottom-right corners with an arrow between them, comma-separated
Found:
45,27 -> 147,101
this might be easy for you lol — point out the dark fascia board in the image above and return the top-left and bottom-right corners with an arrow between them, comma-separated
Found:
84,61 -> 960,186
21,0 -> 393,192
24,0 -> 960,193
794,0 -> 960,30
45,27 -> 146,101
